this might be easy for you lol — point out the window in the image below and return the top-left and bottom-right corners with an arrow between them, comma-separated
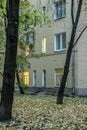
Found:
42,70 -> 46,87
42,36 -> 46,53
54,0 -> 66,20
26,33 -> 34,45
42,6 -> 46,24
54,32 -> 66,51
54,68 -> 68,87
54,68 -> 64,87
26,45 -> 29,56
33,70 -> 36,87
23,71 -> 30,86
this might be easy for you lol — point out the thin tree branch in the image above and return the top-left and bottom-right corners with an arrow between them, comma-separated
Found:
74,0 -> 83,28
71,0 -> 75,25
73,26 -> 87,48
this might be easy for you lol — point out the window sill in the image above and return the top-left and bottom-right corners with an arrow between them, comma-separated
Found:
53,16 -> 66,21
54,49 -> 66,53
42,52 -> 46,54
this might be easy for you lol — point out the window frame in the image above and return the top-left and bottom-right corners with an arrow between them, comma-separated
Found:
54,68 -> 68,87
42,70 -> 46,87
54,68 -> 64,87
54,32 -> 66,52
42,6 -> 46,24
54,0 -> 66,20
26,33 -> 34,45
32,70 -> 36,87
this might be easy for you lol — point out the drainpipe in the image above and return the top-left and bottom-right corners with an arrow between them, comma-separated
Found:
72,48 -> 75,95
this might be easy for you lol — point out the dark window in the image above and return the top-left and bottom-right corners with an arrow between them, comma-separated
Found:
54,0 -> 66,20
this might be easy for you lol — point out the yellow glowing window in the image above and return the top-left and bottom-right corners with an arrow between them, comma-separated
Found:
26,45 -> 29,56
55,68 -> 64,73
55,68 -> 68,86
23,71 -> 30,86
55,68 -> 64,86
84,1 -> 87,10
42,37 -> 46,53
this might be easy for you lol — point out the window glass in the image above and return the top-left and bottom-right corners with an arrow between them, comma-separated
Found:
62,0 -> 66,17
62,33 -> 66,49
56,34 -> 60,50
26,33 -> 34,45
55,68 -> 68,87
26,45 -> 29,56
42,6 -> 46,24
54,32 -> 66,51
33,70 -> 36,86
23,71 -> 30,86
42,70 -> 46,87
54,0 -> 66,20
42,37 -> 46,53
55,68 -> 64,86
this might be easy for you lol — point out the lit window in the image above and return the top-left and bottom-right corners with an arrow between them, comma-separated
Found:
26,45 -> 29,56
54,0 -> 66,20
84,1 -> 87,10
54,32 -> 66,51
42,37 -> 46,53
23,71 -> 30,86
54,68 -> 67,87
55,68 -> 64,86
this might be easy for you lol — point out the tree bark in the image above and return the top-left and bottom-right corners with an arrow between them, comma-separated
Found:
16,65 -> 24,94
0,0 -> 20,121
57,0 -> 83,104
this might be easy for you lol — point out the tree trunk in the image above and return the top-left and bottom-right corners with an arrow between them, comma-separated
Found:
0,0 -> 20,121
16,65 -> 24,94
57,41 -> 73,104
57,0 -> 83,104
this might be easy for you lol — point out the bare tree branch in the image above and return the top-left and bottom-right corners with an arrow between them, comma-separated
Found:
74,0 -> 83,28
73,26 -> 87,48
71,0 -> 75,25
57,0 -> 83,104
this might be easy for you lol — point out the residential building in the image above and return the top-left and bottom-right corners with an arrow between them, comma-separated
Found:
21,0 -> 87,95
1,0 -> 87,96
25,0 -> 71,94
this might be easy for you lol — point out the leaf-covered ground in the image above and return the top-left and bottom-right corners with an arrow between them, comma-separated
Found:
0,94 -> 87,130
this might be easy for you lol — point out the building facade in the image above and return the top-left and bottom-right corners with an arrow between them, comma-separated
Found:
1,0 -> 87,95
21,0 -> 87,95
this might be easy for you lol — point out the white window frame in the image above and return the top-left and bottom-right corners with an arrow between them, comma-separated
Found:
42,70 -> 46,87
54,0 -> 66,20
32,70 -> 36,87
54,33 -> 66,51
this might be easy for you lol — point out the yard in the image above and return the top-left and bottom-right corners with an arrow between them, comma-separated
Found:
0,94 -> 87,130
